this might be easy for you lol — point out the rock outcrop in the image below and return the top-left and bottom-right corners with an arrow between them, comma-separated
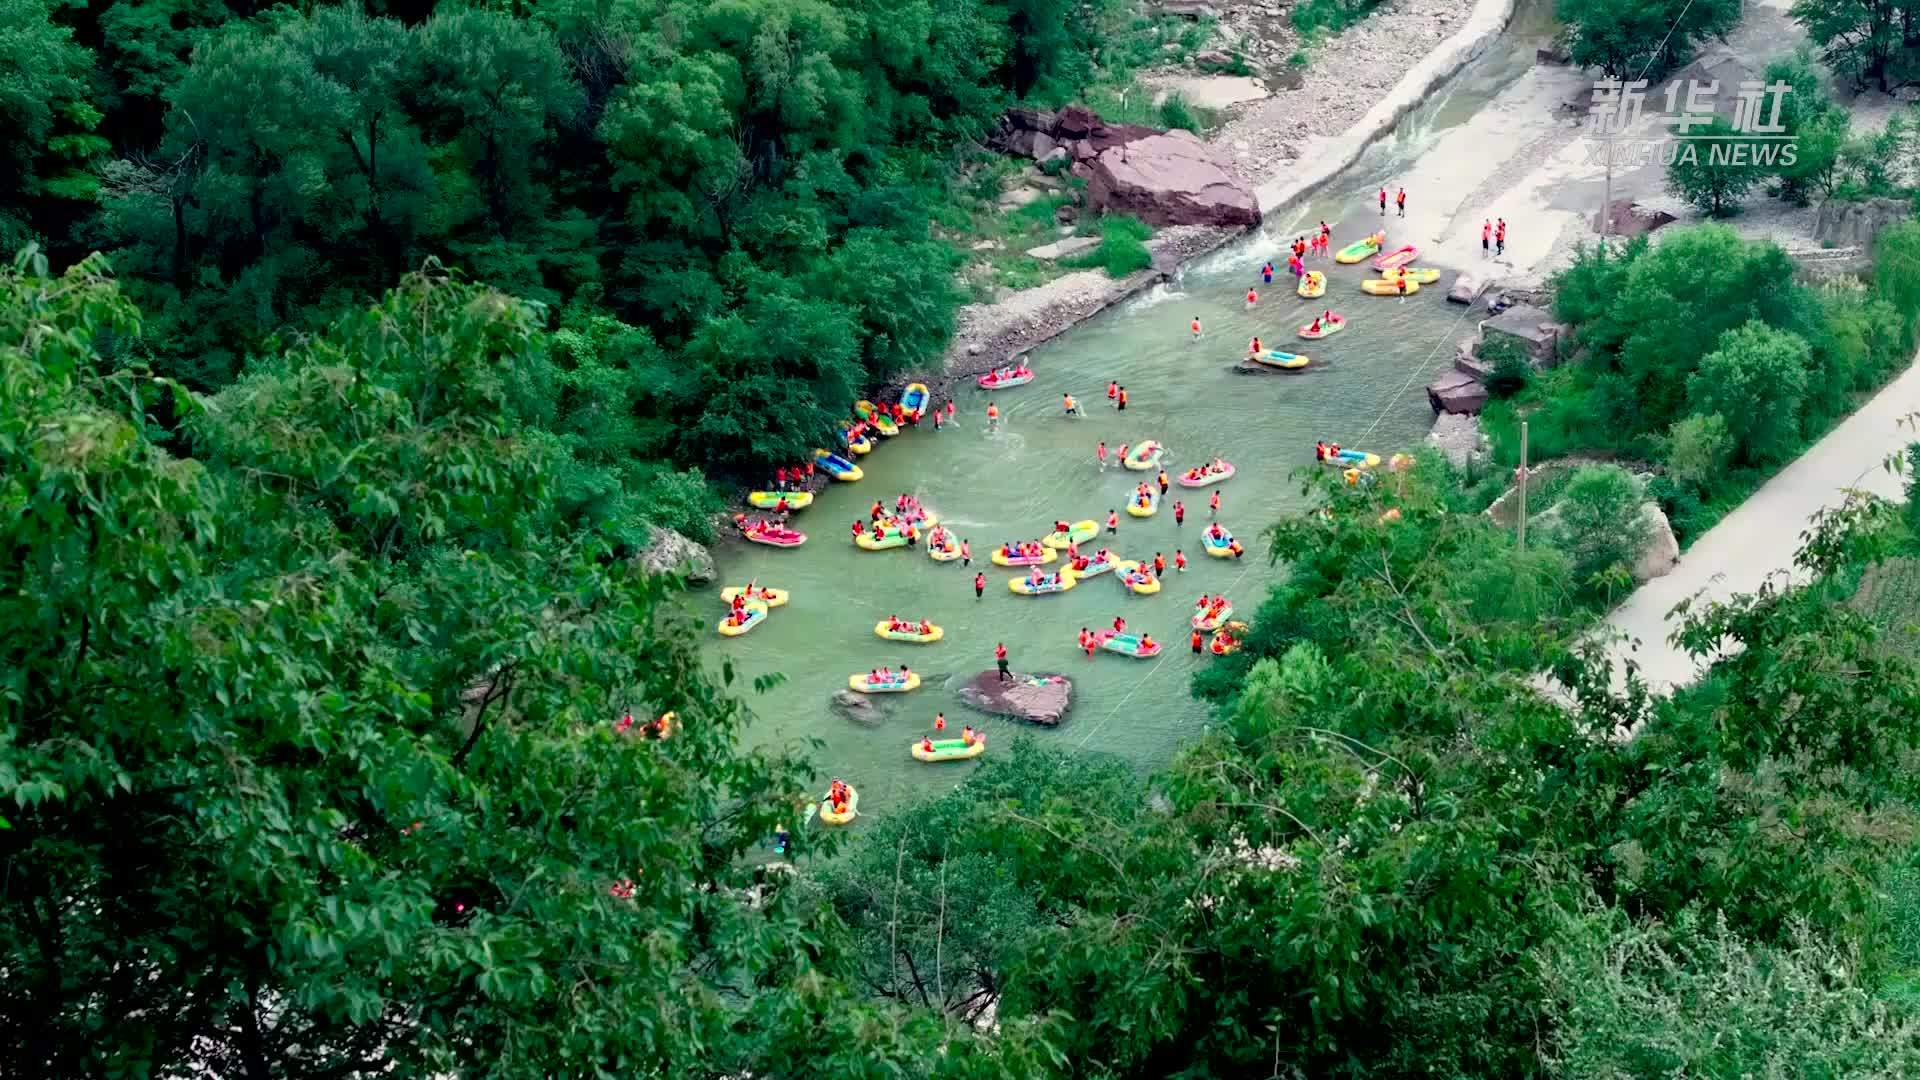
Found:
831,689 -> 887,726
1634,503 -> 1681,582
957,671 -> 1073,726
1426,369 -> 1487,414
638,526 -> 716,583
1447,273 -> 1487,305
1814,197 -> 1911,257
1087,131 -> 1261,228
1481,304 -> 1563,364
1426,412 -> 1488,468
990,107 -> 1260,229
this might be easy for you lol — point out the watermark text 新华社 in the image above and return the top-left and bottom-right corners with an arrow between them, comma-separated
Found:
1585,79 -> 1798,168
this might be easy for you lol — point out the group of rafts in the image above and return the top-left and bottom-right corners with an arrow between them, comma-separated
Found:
1248,232 -> 1440,372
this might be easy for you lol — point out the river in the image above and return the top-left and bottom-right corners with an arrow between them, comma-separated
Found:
694,2 -> 1560,821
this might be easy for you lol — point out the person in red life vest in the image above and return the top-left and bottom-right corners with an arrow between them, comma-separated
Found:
775,466 -> 787,490
1245,287 -> 1258,309
1191,630 -> 1204,654
1107,509 -> 1119,534
1097,440 -> 1109,467
1112,615 -> 1126,633
921,736 -> 934,753
1153,552 -> 1166,576
995,642 -> 1010,682
960,539 -> 972,566
1174,500 -> 1185,526
1378,186 -> 1387,215
1079,627 -> 1094,657
1209,490 -> 1221,516
934,712 -> 946,731
1396,187 -> 1406,217
1175,549 -> 1187,572
974,571 -> 985,599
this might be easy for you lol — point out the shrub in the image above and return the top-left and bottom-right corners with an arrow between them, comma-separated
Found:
635,465 -> 724,543
1480,334 -> 1534,398
1158,92 -> 1200,133
1066,214 -> 1154,278
1666,116 -> 1766,215
1548,464 -> 1653,588
1292,0 -> 1386,34
1686,320 -> 1811,466
1663,412 -> 1733,497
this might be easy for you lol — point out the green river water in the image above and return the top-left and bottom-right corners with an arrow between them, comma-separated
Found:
696,3 -> 1559,821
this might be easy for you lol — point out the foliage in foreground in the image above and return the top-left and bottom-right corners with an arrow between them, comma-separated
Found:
0,255 -> 1055,1077
827,463 -> 1920,1076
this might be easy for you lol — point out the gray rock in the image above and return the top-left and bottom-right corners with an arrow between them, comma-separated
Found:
1156,0 -> 1219,17
1042,146 -> 1070,165
1426,369 -> 1488,415
1086,130 -> 1261,228
1447,273 -> 1486,305
1030,132 -> 1058,160
1194,49 -> 1234,70
966,342 -> 986,356
638,526 -> 716,583
1426,412 -> 1488,469
1482,304 -> 1559,362
1027,236 -> 1101,260
1536,45 -> 1571,64
1055,203 -> 1078,224
1814,196 -> 1912,256
957,670 -> 1074,726
970,239 -> 1001,251
1634,502 -> 1681,582
831,690 -> 887,726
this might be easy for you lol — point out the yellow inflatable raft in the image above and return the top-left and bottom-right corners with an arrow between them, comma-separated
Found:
1042,520 -> 1098,549
1251,350 -> 1310,370
911,737 -> 986,762
991,544 -> 1057,566
819,785 -> 858,825
1361,278 -> 1419,296
1399,267 -> 1441,284
1009,570 -> 1078,595
848,434 -> 873,455
1126,488 -> 1159,517
1116,560 -> 1161,595
848,671 -> 920,693
874,620 -> 943,644
856,529 -> 908,551
717,601 -> 769,637
747,490 -> 812,511
721,586 -> 788,608
927,533 -> 962,561
1297,270 -> 1326,298
1335,232 -> 1385,264
854,400 -> 899,437
1122,441 -> 1165,471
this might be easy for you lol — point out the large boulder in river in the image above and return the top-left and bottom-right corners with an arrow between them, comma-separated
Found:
957,671 -> 1073,726
1426,369 -> 1488,415
638,526 -> 716,583
1086,130 -> 1261,228
831,690 -> 887,727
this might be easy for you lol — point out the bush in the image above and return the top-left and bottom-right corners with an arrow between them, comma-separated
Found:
1480,334 -> 1534,398
1158,92 -> 1200,133
1662,412 -> 1733,497
1666,116 -> 1766,215
1686,320 -> 1811,466
1291,0 -> 1386,34
635,465 -> 724,543
1875,219 -> 1920,339
1067,214 -> 1154,278
1548,464 -> 1653,588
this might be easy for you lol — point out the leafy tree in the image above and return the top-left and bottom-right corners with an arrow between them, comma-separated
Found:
1666,115 -> 1766,215
1792,0 -> 1905,90
1663,412 -> 1734,496
1546,464 -> 1653,588
1687,320 -> 1812,465
1559,0 -> 1739,79
0,253 -> 1053,1077
1877,218 -> 1920,341
0,0 -> 107,248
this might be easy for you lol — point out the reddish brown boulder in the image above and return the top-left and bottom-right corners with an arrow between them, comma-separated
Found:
1086,130 -> 1260,228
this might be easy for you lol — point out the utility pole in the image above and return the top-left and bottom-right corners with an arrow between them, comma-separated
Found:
1517,421 -> 1530,550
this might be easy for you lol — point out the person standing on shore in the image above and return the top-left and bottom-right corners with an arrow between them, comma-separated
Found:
1378,186 -> 1387,215
1496,217 -> 1507,256
1482,219 -> 1491,257
1396,187 -> 1406,217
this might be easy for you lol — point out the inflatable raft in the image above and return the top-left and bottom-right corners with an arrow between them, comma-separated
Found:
1096,629 -> 1162,658
1122,441 -> 1165,471
819,785 -> 858,825
1252,350 -> 1310,370
1201,527 -> 1236,558
717,601 -> 769,637
1071,551 -> 1123,579
912,736 -> 986,763
875,620 -> 943,644
1322,448 -> 1381,469
847,433 -> 872,455
1209,624 -> 1246,656
1399,267 -> 1441,284
1191,600 -> 1235,631
1126,488 -> 1158,517
1298,316 -> 1346,340
1178,462 -> 1235,487
721,586 -> 788,608
1371,245 -> 1418,271
747,490 -> 813,511
978,367 -> 1034,389
1297,270 -> 1326,298
901,382 -> 930,420
1009,570 -> 1077,595
1360,278 -> 1419,296
992,544 -> 1057,567
745,525 -> 806,548
855,528 -> 907,551
848,671 -> 920,693
814,449 -> 863,482
1335,233 -> 1384,264
1042,520 -> 1097,549
1117,561 -> 1162,595
854,400 -> 899,437
927,532 -> 962,561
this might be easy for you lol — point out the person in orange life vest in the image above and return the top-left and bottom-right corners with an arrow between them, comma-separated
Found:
934,712 -> 945,731
1175,549 -> 1187,572
1117,386 -> 1128,410
986,401 -> 1000,427
1209,490 -> 1221,516
1117,443 -> 1129,463
1157,470 -> 1169,494
1139,633 -> 1155,651
1229,540 -> 1244,559
1396,187 -> 1406,216
960,539 -> 971,566
1191,630 -> 1204,654
1097,440 -> 1108,467
1153,552 -> 1166,576
1080,628 -> 1096,657
1246,288 -> 1258,308
996,642 -> 1010,682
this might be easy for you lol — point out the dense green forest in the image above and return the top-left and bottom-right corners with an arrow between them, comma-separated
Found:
3,0 -> 1181,535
